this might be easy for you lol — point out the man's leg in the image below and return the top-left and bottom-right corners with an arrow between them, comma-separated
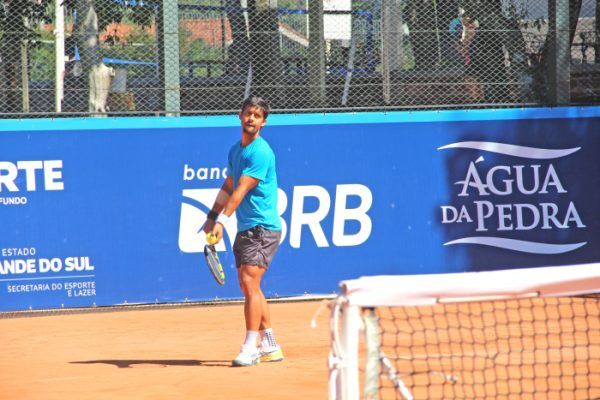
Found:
235,265 -> 284,363
259,291 -> 271,330
232,264 -> 265,367
257,290 -> 284,362
247,273 -> 283,363
239,264 -> 266,331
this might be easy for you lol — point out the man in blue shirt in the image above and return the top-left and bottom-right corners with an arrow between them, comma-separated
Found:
204,96 -> 283,367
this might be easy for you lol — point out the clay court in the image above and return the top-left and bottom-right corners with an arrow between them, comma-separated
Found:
2,293 -> 599,400
0,300 -> 331,400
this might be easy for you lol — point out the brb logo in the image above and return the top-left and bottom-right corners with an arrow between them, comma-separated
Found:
0,160 -> 64,206
438,141 -> 586,254
178,165 -> 373,253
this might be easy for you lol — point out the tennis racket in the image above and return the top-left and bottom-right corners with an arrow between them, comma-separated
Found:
204,244 -> 225,285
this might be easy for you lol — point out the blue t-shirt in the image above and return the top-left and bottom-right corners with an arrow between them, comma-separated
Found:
228,136 -> 281,232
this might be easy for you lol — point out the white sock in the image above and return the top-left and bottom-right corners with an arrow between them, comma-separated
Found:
243,331 -> 259,349
260,328 -> 278,348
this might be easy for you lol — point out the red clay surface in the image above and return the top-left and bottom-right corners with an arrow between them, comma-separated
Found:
3,298 -> 597,400
0,300 -> 331,400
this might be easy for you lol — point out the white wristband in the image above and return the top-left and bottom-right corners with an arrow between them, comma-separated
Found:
216,213 -> 230,226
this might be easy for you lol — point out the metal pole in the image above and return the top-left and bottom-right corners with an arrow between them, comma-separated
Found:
342,16 -> 357,106
308,0 -> 326,107
432,0 -> 442,65
382,0 -> 391,104
21,40 -> 30,113
162,0 -> 181,115
242,0 -> 252,98
221,0 -> 227,65
340,304 -> 360,400
55,0 -> 65,112
596,0 -> 600,64
382,0 -> 404,105
548,0 -> 570,104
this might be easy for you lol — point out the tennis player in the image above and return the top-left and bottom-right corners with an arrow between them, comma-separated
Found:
203,96 -> 283,367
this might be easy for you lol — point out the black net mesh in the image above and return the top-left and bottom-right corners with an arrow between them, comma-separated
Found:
368,296 -> 600,399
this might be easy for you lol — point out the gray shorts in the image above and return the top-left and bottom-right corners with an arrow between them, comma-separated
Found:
233,226 -> 281,269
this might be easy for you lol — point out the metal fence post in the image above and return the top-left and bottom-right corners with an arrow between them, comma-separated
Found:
309,0 -> 326,107
382,0 -> 404,104
340,304 -> 360,400
54,0 -> 65,113
547,0 -> 570,105
160,0 -> 181,116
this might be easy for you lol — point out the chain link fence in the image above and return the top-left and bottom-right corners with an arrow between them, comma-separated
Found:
0,0 -> 598,117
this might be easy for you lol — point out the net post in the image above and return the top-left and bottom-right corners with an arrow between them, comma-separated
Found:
363,308 -> 381,400
340,303 -> 361,400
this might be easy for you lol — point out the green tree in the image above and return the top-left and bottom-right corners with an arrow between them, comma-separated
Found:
65,0 -> 154,112
532,0 -> 583,102
0,0 -> 52,113
224,0 -> 282,103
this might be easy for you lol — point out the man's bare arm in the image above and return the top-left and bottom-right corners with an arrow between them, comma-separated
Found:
210,175 -> 259,241
203,176 -> 234,234
212,175 -> 234,213
221,175 -> 259,217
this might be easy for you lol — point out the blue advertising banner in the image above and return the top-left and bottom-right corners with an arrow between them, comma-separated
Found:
1,107 -> 599,311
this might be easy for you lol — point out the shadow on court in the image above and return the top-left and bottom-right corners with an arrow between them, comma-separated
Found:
71,359 -> 232,368
1,302 -> 330,399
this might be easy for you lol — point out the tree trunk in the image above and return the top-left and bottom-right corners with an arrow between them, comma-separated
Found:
74,0 -> 113,114
594,0 -> 600,64
308,0 -> 326,107
465,0 -> 511,102
405,0 -> 439,69
247,0 -> 282,104
0,6 -> 24,113
225,0 -> 251,76
504,14 -> 534,102
533,0 -> 582,101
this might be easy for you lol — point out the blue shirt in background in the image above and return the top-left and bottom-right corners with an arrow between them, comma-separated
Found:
228,136 -> 281,232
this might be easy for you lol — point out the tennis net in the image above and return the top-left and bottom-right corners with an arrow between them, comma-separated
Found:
328,263 -> 600,400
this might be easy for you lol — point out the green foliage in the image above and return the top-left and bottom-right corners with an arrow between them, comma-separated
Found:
278,0 -> 304,9
29,31 -> 56,81
179,25 -> 225,77
126,2 -> 156,28
180,38 -> 223,62
95,0 -> 127,32
62,0 -> 155,31
178,0 -> 221,6
0,0 -> 54,91
0,0 -> 53,42
353,2 -> 373,12
100,21 -> 157,77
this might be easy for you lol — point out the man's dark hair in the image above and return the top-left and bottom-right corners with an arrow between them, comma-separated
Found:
241,96 -> 270,119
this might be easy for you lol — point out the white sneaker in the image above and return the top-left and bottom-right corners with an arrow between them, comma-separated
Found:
260,344 -> 284,362
232,346 -> 260,367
